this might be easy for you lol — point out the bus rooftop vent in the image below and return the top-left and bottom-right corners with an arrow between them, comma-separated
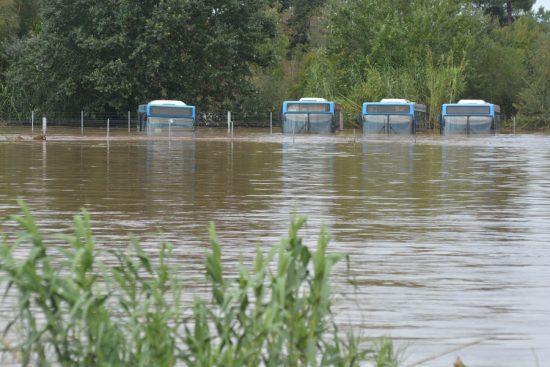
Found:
299,98 -> 327,102
149,100 -> 187,106
457,99 -> 487,104
380,98 -> 410,103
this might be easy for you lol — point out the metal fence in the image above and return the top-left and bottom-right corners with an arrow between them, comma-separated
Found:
184,109 -> 281,128
0,111 -> 134,130
0,110 -> 282,130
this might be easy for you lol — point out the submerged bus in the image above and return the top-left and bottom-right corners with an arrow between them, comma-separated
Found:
138,100 -> 196,133
281,98 -> 340,134
362,99 -> 428,135
440,100 -> 500,135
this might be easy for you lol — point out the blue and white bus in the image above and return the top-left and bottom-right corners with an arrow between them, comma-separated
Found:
440,100 -> 500,135
281,98 -> 340,134
362,99 -> 428,135
138,100 -> 196,133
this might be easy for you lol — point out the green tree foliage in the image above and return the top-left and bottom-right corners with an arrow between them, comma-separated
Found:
464,39 -> 526,117
515,37 -> 550,128
2,0 -> 550,128
286,0 -> 326,53
474,0 -> 535,25
464,15 -> 545,118
0,0 -> 40,39
295,0 -> 483,126
5,0 -> 276,113
467,15 -> 550,123
0,0 -> 18,39
327,0 -> 485,70
288,0 -> 550,129
0,0 -> 41,116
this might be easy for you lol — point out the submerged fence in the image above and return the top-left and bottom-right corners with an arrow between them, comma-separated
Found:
0,110 -> 281,130
0,111 -> 135,132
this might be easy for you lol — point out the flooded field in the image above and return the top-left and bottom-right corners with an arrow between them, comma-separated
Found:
1,127 -> 549,366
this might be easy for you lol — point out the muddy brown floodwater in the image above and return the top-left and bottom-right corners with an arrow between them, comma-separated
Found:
1,127 -> 549,366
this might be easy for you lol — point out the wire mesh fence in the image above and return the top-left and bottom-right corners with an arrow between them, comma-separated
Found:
0,111 -> 133,130
196,109 -> 281,128
0,109 -> 282,130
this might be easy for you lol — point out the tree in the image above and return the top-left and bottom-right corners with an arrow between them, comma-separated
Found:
515,36 -> 550,128
1,0 -> 41,116
326,0 -> 486,72
474,0 -> 535,25
298,0 -> 486,124
285,0 -> 326,54
0,0 -> 40,38
464,39 -> 526,117
0,0 -> 18,39
5,0 -> 276,113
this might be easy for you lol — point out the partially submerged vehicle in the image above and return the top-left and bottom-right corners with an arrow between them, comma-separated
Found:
138,100 -> 196,134
281,98 -> 340,134
440,100 -> 500,135
362,99 -> 428,135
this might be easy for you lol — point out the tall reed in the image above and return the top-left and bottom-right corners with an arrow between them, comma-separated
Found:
1,201 -> 398,366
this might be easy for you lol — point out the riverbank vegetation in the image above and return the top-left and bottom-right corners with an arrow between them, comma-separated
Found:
0,202 -> 401,366
1,0 -> 550,129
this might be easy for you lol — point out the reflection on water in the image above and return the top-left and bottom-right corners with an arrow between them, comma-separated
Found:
1,130 -> 549,366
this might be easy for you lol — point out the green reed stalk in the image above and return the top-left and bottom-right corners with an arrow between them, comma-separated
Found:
1,201 -> 400,366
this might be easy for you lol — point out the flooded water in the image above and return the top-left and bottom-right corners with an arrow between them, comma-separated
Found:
1,127 -> 549,366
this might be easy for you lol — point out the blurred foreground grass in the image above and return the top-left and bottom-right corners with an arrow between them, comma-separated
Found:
0,201 -> 400,366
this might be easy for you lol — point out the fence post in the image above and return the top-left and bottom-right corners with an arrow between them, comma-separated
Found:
270,111 -> 273,134
81,110 -> 84,135
31,111 -> 34,135
42,116 -> 47,135
107,118 -> 110,140
513,116 -> 516,134
128,111 -> 131,134
339,110 -> 344,131
227,111 -> 231,134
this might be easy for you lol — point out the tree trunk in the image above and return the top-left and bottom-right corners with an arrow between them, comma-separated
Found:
507,1 -> 513,26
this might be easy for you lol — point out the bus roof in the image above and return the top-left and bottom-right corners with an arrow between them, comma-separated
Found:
299,97 -> 327,102
283,98 -> 334,105
457,99 -> 488,104
149,100 -> 187,106
282,98 -> 336,114
380,98 -> 411,103
138,100 -> 196,118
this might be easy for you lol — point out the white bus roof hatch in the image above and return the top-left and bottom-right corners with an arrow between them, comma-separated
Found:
380,98 -> 411,103
457,99 -> 488,104
299,98 -> 327,102
149,100 -> 187,106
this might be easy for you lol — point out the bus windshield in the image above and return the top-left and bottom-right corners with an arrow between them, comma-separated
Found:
307,113 -> 333,133
283,113 -> 333,133
443,116 -> 492,134
147,117 -> 194,128
363,115 -> 412,134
